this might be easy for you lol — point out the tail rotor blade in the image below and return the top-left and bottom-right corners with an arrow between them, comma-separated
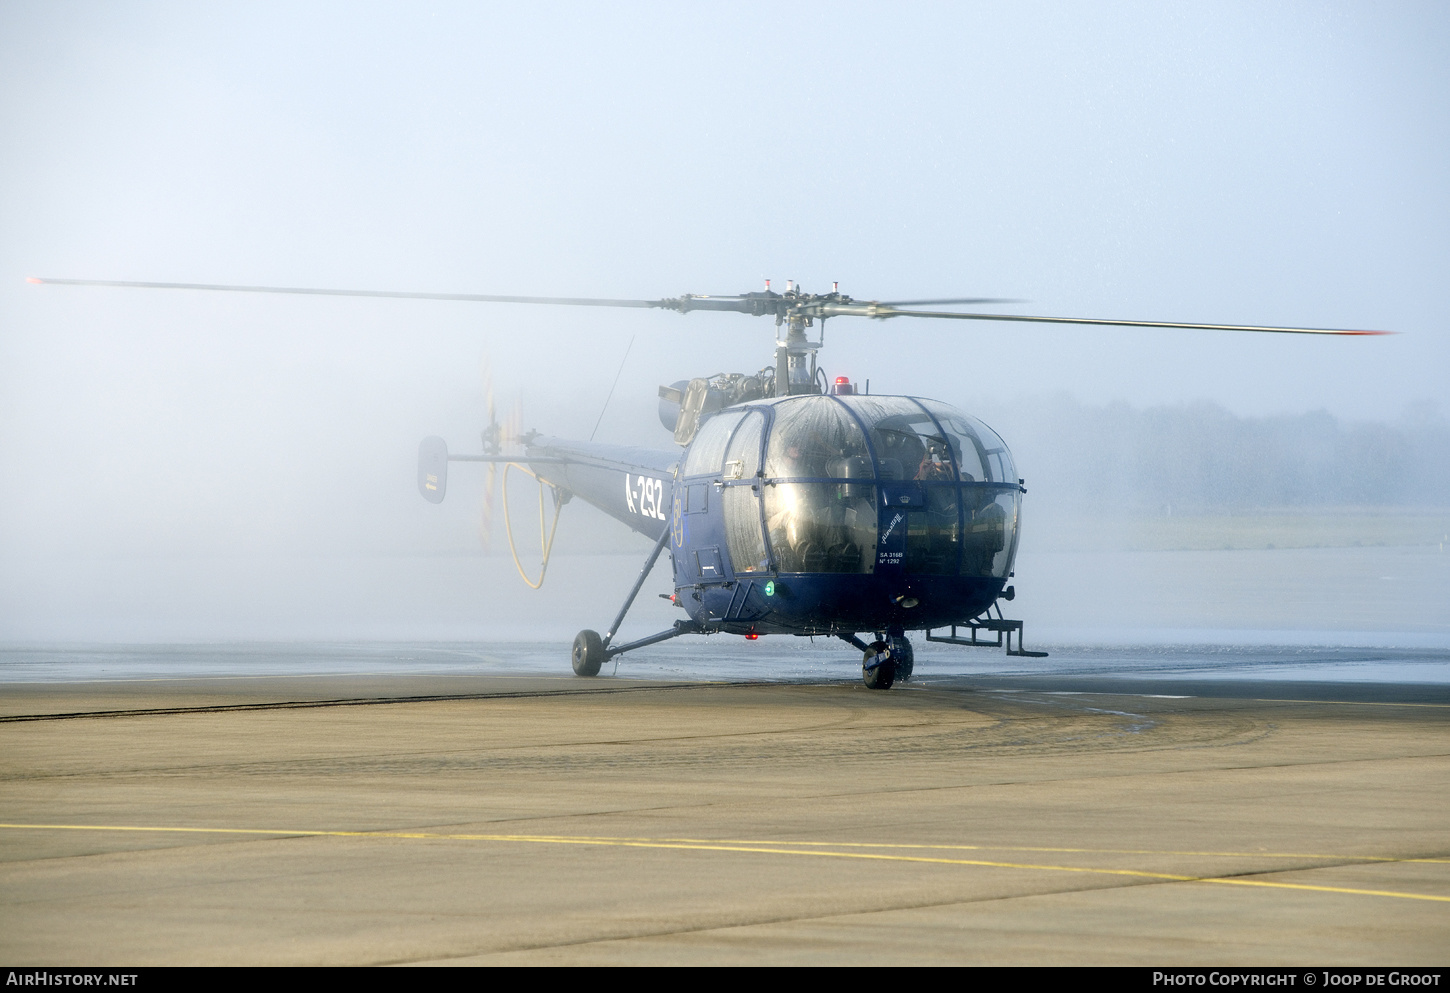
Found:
481,463 -> 496,551
479,361 -> 498,550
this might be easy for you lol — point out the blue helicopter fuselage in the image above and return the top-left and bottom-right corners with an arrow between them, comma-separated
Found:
523,394 -> 1023,638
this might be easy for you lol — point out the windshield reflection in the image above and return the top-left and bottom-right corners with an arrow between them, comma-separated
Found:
708,395 -> 1020,578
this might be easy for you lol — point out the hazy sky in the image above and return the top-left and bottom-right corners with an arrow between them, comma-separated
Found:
1,1 -> 1447,573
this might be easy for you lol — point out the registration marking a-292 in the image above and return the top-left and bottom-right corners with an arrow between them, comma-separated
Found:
625,474 -> 666,521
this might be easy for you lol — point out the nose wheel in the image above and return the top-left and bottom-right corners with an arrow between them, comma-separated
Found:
862,640 -> 895,689
860,633 -> 913,689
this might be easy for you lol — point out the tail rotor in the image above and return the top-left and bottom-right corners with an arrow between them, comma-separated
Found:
479,366 -> 500,549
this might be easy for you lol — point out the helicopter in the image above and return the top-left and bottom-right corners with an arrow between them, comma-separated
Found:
27,275 -> 1389,688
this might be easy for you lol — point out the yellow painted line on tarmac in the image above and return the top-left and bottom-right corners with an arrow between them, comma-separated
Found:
3,822 -> 1447,903
620,836 -> 1450,865
983,689 -> 1450,710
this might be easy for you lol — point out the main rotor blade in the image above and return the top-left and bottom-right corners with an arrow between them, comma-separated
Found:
28,277 -> 1392,334
876,297 -> 1022,307
863,307 -> 1393,336
24,277 -> 783,316
26,277 -> 665,310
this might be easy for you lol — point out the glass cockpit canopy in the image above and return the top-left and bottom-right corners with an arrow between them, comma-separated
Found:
682,395 -> 1021,580
747,395 -> 1016,485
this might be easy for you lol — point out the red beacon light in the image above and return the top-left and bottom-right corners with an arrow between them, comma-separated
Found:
830,376 -> 855,396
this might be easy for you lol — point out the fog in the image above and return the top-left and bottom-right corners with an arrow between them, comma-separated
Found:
982,396 -> 1450,514
1,3 -> 1447,645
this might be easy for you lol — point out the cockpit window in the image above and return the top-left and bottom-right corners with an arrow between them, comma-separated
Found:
837,397 -> 955,481
723,410 -> 764,480
763,398 -> 871,479
759,399 -> 875,574
722,412 -> 769,573
765,482 -> 877,574
682,410 -> 746,477
917,400 -> 1016,484
969,416 -> 1016,484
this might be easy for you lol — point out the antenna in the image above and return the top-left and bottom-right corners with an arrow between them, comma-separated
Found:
589,335 -> 635,442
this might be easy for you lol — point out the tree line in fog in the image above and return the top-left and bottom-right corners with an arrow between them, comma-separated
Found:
987,396 -> 1450,512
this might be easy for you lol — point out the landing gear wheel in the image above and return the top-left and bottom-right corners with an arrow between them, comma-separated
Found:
862,640 -> 896,690
572,629 -> 604,677
890,634 -> 914,681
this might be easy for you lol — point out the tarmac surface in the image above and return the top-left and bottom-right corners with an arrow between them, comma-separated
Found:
2,642 -> 1448,966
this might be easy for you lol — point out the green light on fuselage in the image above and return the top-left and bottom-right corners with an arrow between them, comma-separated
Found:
764,581 -> 775,597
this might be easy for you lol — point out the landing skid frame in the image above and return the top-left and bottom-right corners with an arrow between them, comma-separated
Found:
925,603 -> 1048,658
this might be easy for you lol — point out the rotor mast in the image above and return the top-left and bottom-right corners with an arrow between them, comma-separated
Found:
773,279 -> 826,397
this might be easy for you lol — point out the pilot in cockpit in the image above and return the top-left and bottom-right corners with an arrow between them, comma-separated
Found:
915,440 -> 955,481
